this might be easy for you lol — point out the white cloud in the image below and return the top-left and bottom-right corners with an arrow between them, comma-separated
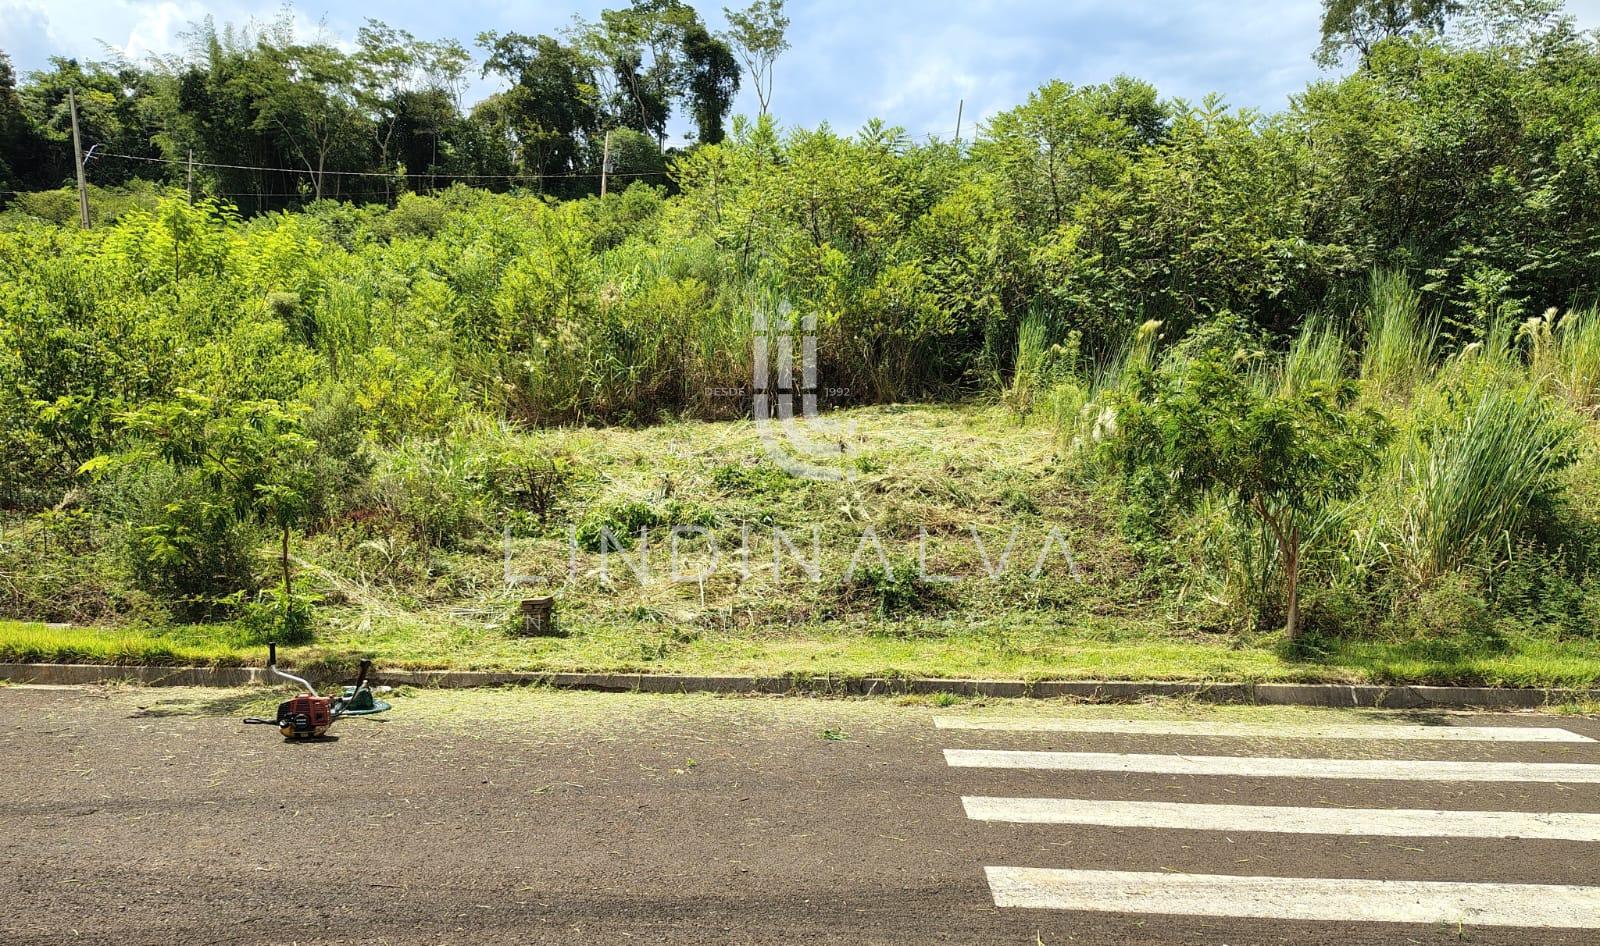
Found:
0,1 -> 59,67
122,1 -> 208,61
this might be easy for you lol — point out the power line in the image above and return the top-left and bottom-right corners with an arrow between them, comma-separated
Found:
96,151 -> 669,183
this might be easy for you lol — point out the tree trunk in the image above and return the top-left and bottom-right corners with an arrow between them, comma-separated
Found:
1253,499 -> 1302,641
1283,523 -> 1301,641
280,523 -> 292,609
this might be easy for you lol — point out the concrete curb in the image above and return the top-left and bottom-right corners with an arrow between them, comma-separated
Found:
1,662 -> 1595,709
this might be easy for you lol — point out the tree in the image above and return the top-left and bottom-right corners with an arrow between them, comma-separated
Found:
976,77 -> 1166,235
1296,24 -> 1600,326
251,40 -> 367,201
477,32 -> 602,189
0,50 -> 33,192
1316,0 -> 1462,66
153,15 -> 377,210
681,21 -> 740,143
354,21 -> 471,196
571,1 -> 740,146
722,0 -> 789,115
1447,0 -> 1570,49
17,55 -> 165,190
1110,325 -> 1387,639
83,391 -> 319,637
577,1 -> 685,143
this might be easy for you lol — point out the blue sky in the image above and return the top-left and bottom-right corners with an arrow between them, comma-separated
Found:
4,0 -> 1600,141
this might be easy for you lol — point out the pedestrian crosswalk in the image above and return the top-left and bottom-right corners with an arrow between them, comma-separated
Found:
982,868 -> 1600,928
945,747 -> 1600,782
941,713 -> 1600,930
960,796 -> 1600,841
935,715 -> 1597,742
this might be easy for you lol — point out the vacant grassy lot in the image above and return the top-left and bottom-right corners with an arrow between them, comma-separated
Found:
5,403 -> 1599,688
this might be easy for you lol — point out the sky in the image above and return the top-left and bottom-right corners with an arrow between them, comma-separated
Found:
4,0 -> 1600,142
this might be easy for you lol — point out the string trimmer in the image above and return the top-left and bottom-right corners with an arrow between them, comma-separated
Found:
243,643 -> 392,739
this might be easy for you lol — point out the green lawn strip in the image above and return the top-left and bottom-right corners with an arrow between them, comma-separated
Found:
0,620 -> 253,666
4,617 -> 1598,688
1315,635 -> 1600,689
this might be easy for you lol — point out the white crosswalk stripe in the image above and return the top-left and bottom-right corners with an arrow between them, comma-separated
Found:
983,868 -> 1600,928
945,748 -> 1600,783
961,796 -> 1600,841
942,714 -> 1600,929
935,715 -> 1594,743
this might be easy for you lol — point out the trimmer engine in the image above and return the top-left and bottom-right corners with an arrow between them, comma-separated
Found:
274,692 -> 335,739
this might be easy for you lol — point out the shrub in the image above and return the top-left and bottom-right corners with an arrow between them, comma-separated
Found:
1108,321 -> 1388,638
1400,572 -> 1500,646
710,462 -> 795,497
238,588 -> 316,645
363,441 -> 491,551
106,463 -> 260,621
482,447 -> 572,524
300,387 -> 374,522
348,346 -> 461,444
574,501 -> 666,552
838,555 -> 947,618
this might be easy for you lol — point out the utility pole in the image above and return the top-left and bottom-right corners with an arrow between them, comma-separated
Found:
69,89 -> 90,228
187,150 -> 194,205
954,99 -> 964,146
600,129 -> 612,198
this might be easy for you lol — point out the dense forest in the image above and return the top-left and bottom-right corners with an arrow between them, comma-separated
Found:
1,0 -> 1598,668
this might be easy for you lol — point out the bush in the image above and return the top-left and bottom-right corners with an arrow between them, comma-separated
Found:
363,441 -> 491,551
238,588 -> 316,645
480,443 -> 573,524
1402,572 -> 1498,642
300,387 -> 374,522
838,555 -> 948,618
375,192 -> 452,241
106,463 -> 260,621
1488,544 -> 1598,641
575,501 -> 665,552
710,462 -> 795,498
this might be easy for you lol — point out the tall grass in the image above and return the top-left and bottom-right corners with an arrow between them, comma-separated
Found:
1280,316 -> 1348,395
1004,310 -> 1052,418
1054,318 -> 1162,454
1360,270 -> 1439,399
1525,306 -> 1600,416
1396,385 -> 1574,583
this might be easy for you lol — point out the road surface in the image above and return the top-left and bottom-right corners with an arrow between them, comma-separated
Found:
2,684 -> 1598,945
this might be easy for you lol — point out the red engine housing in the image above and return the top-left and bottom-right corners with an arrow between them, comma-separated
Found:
276,695 -> 333,739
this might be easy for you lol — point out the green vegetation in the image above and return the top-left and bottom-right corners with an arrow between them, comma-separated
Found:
7,613 -> 1600,688
3,2 -> 1600,687
0,2 -> 772,208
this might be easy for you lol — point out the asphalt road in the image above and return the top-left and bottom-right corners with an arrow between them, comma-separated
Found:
3,685 -> 1599,945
